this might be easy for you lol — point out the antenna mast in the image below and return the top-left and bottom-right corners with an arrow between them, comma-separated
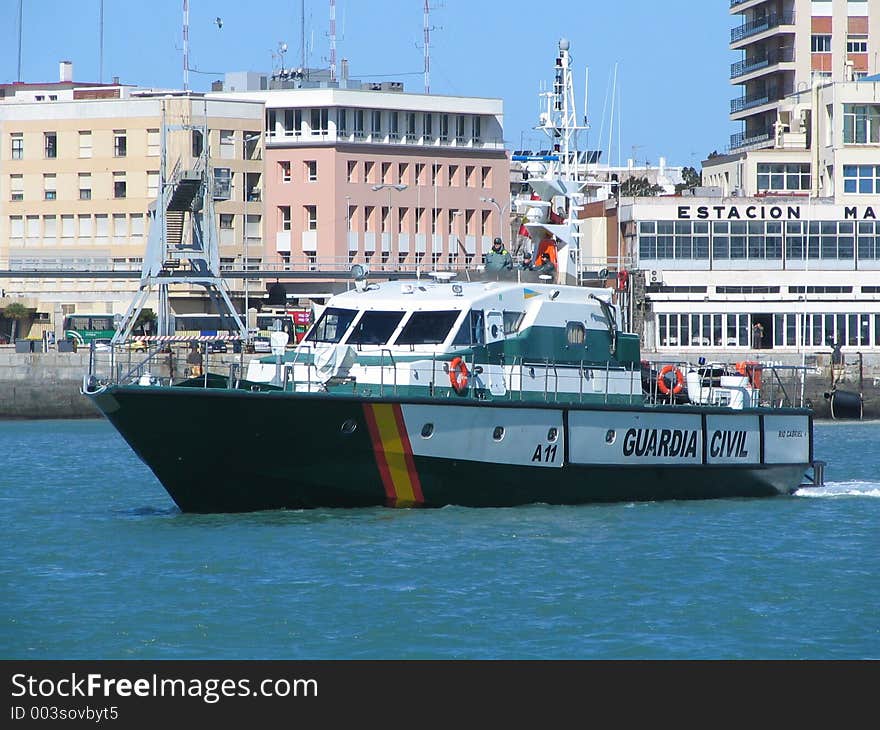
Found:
16,0 -> 23,82
423,0 -> 431,94
99,0 -> 104,83
182,0 -> 190,91
301,0 -> 306,72
329,0 -> 337,81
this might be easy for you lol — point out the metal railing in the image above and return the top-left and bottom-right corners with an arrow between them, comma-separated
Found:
731,13 -> 795,44
731,89 -> 781,114
731,48 -> 795,79
729,129 -> 773,151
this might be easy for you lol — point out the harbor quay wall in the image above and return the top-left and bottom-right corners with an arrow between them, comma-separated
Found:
0,348 -> 878,420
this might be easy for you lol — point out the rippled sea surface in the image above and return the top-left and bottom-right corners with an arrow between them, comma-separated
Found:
2,418 -> 878,659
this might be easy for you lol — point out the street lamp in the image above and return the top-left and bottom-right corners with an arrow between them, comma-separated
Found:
372,184 -> 408,265
480,195 -> 509,245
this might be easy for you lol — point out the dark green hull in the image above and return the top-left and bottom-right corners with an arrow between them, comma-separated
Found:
88,385 -> 812,513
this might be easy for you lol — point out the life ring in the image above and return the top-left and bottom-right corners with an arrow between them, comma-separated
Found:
449,357 -> 469,394
617,270 -> 629,291
657,365 -> 684,395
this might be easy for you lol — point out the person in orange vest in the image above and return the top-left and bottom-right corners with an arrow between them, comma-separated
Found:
535,236 -> 558,268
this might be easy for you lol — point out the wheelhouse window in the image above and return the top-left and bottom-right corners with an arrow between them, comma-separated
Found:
396,311 -> 460,345
306,307 -> 358,344
344,311 -> 405,346
452,310 -> 484,346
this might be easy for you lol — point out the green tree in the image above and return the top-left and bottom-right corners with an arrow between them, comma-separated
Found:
134,308 -> 157,335
619,176 -> 664,197
3,302 -> 30,341
675,166 -> 703,194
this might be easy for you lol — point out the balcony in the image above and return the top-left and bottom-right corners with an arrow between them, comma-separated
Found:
731,48 -> 795,79
729,129 -> 773,151
731,13 -> 795,44
731,90 -> 781,114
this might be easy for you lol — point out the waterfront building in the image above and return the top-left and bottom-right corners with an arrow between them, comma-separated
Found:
0,64 -> 264,334
212,73 -> 507,301
579,0 -> 880,355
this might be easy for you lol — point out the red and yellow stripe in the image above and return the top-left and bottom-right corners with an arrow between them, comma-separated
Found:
363,403 -> 425,508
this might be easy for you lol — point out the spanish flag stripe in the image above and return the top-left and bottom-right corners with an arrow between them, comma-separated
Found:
372,404 -> 419,507
391,404 -> 425,504
362,404 -> 397,505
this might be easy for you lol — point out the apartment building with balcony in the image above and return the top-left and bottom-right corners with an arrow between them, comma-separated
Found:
729,0 -> 880,152
212,81 -> 507,297
0,68 -> 263,324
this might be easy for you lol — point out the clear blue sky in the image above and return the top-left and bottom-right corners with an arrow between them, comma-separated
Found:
2,0 -> 732,167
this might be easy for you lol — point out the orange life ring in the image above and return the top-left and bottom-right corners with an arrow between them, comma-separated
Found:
657,365 -> 684,395
449,357 -> 469,394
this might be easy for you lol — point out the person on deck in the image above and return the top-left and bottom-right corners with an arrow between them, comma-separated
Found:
485,237 -> 513,272
534,251 -> 556,278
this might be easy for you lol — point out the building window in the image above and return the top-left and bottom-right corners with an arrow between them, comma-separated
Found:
214,168 -> 232,199
847,35 -> 868,54
711,221 -> 783,261
113,130 -> 127,157
147,171 -> 159,198
399,162 -> 409,185
423,113 -> 432,139
381,162 -> 392,183
843,104 -> 880,144
439,114 -> 449,141
354,109 -> 365,137
311,108 -> 329,135
11,133 -> 23,160
220,214 -> 234,230
639,220 -> 711,260
278,160 -> 291,183
338,108 -> 348,134
416,163 -> 425,185
305,205 -> 317,231
843,164 -> 880,193
79,173 -> 92,200
449,164 -> 459,186
280,206 -> 291,231
43,174 -> 57,200
10,175 -> 23,202
784,221 -> 855,261
389,111 -> 399,140
219,129 -> 235,159
347,160 -> 358,183
365,161 -> 375,184
44,132 -> 57,159
481,166 -> 492,187
473,116 -> 482,142
432,163 -> 441,186
756,163 -> 811,191
113,172 -> 126,199
192,130 -> 203,157
858,221 -> 880,260
811,34 -> 831,53
370,110 -> 382,137
78,131 -> 92,158
407,112 -> 417,138
455,115 -> 466,142
147,128 -> 159,156
305,160 -> 318,182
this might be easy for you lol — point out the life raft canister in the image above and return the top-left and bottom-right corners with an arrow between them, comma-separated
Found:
735,360 -> 763,389
657,364 -> 685,395
449,357 -> 469,394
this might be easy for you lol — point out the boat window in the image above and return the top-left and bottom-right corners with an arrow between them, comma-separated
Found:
566,322 -> 586,345
451,310 -> 484,346
396,310 -> 460,345
503,310 -> 525,335
344,311 -> 405,346
305,307 -> 358,344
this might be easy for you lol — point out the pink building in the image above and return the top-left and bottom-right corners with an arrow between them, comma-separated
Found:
223,87 -> 507,274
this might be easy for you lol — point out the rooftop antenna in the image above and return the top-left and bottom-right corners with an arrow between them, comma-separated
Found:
182,0 -> 190,91
422,1 -> 442,94
329,0 -> 337,81
98,0 -> 104,83
16,0 -> 23,82
300,0 -> 306,75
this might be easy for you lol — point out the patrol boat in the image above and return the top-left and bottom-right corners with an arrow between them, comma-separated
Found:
82,269 -> 818,513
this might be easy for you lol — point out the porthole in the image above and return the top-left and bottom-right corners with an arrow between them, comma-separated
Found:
605,429 -> 616,445
547,427 -> 558,442
493,426 -> 505,441
421,423 -> 434,439
341,419 -> 358,435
